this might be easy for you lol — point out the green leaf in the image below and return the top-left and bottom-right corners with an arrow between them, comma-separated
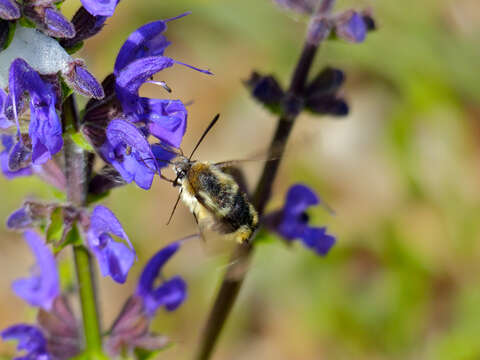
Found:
70,131 -> 94,152
60,78 -> 74,105
65,41 -> 84,55
18,17 -> 36,28
54,224 -> 82,254
134,344 -> 173,360
46,207 -> 64,245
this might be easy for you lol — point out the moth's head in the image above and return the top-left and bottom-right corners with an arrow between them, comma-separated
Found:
172,156 -> 194,185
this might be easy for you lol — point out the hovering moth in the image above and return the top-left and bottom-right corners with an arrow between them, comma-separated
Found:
165,115 -> 259,244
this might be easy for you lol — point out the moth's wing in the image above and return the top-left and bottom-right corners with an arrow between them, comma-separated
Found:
193,194 -> 237,235
215,164 -> 249,196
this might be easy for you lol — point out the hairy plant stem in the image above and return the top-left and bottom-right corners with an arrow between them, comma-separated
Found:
194,40 -> 319,360
62,95 -> 102,354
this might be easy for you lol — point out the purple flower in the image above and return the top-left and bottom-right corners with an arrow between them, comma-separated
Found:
1,324 -> 51,360
86,205 -> 135,283
334,10 -> 367,43
100,119 -> 158,190
12,231 -> 60,310
264,184 -> 335,256
0,0 -> 20,20
106,242 -> 186,356
0,135 -> 33,179
81,0 -> 118,17
136,242 -> 186,317
8,58 -> 62,165
113,13 -> 210,147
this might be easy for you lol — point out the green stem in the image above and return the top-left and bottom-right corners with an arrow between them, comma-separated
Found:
194,40 -> 319,360
73,245 -> 102,353
62,95 -> 103,354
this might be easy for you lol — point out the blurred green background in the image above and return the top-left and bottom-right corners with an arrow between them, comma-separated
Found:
2,0 -> 480,359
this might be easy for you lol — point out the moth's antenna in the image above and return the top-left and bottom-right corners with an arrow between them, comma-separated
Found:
188,113 -> 220,160
167,188 -> 183,225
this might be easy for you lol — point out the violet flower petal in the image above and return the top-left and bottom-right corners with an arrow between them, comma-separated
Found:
80,0 -> 118,17
151,143 -> 176,169
0,0 -> 20,20
0,135 -> 33,179
87,205 -> 135,283
103,119 -> 157,189
335,10 -> 367,43
137,242 -> 179,297
89,205 -> 132,248
284,184 -> 319,218
141,99 -> 187,147
265,184 -> 336,256
136,242 -> 187,316
8,58 -> 62,165
115,56 -> 175,114
1,324 -> 50,360
92,238 -> 135,284
151,276 -> 187,312
301,227 -> 336,255
114,13 -> 191,74
28,98 -> 62,164
12,230 -> 60,310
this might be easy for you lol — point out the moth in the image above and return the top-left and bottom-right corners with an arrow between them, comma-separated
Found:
164,114 -> 259,244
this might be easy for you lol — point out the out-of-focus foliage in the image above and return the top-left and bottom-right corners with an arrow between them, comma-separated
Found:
2,0 -> 480,359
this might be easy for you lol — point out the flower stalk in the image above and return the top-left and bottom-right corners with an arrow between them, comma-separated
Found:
194,40 -> 319,360
62,95 -> 102,354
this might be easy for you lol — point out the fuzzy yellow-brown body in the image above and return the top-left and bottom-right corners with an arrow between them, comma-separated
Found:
176,161 -> 258,243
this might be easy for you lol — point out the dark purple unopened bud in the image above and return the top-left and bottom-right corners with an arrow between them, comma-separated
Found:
283,93 -> 304,118
246,72 -> 285,109
83,74 -> 120,126
306,67 -> 345,96
37,296 -> 81,360
65,63 -> 105,99
44,8 -> 76,39
307,15 -> 331,45
362,11 -> 376,31
7,201 -> 55,230
60,7 -> 107,50
334,10 -> 367,43
0,0 -> 20,20
306,93 -> 348,116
